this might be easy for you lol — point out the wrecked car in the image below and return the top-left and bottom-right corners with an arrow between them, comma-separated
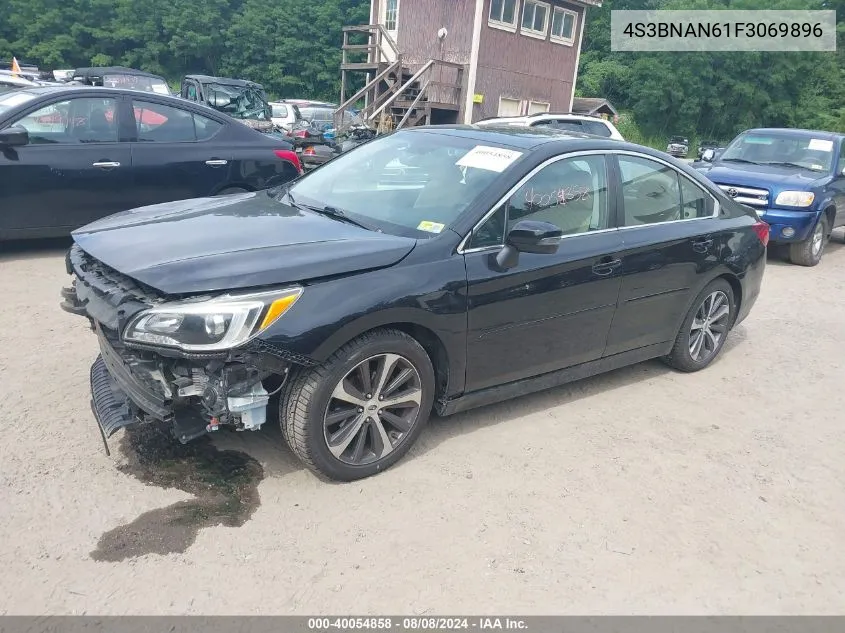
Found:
180,75 -> 276,135
63,126 -> 766,481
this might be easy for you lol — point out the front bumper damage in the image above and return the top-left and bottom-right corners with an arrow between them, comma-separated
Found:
61,245 -> 305,453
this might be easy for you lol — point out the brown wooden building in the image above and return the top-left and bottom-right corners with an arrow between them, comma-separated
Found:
337,0 -> 602,130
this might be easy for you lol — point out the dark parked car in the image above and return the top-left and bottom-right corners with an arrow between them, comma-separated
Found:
696,128 -> 845,266
62,126 -> 767,481
0,86 -> 302,240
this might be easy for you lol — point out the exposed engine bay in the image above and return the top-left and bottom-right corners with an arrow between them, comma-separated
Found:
61,244 -> 298,452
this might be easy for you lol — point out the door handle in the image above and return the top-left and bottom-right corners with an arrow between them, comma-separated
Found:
205,159 -> 228,166
592,257 -> 621,276
692,238 -> 713,253
92,161 -> 120,169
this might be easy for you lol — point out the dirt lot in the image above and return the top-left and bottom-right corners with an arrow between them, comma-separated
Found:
1,236 -> 844,615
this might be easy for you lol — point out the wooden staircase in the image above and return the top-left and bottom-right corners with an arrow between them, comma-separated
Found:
335,25 -> 466,133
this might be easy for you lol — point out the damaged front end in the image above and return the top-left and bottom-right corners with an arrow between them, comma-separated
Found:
61,244 -> 307,453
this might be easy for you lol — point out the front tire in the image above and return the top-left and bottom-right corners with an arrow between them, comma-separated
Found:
280,329 -> 435,481
789,215 -> 828,267
662,279 -> 735,373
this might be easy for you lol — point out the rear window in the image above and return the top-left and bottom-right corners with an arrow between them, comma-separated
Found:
300,107 -> 333,122
272,104 -> 288,117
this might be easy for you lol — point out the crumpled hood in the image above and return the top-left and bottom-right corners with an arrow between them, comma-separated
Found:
698,162 -> 829,190
72,192 -> 417,295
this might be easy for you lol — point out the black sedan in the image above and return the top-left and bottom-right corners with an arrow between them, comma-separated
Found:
62,125 -> 767,481
0,86 -> 302,240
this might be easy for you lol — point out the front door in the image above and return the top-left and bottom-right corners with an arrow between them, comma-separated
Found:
463,153 -> 624,392
0,95 -> 132,237
379,0 -> 400,62
603,153 -> 724,356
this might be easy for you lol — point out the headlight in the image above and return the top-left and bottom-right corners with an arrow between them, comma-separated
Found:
123,287 -> 303,352
775,191 -> 815,207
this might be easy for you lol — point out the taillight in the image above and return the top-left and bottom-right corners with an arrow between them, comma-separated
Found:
274,149 -> 303,174
752,220 -> 770,247
303,146 -> 316,156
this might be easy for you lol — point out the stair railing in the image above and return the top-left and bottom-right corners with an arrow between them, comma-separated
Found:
396,79 -> 431,129
366,59 -> 435,124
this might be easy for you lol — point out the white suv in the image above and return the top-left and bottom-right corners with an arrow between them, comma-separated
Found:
476,113 -> 624,140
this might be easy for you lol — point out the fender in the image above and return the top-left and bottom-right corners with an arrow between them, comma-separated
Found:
260,253 -> 470,397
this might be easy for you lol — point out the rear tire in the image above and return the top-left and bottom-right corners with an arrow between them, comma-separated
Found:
280,329 -> 435,481
215,187 -> 249,196
662,279 -> 735,373
789,215 -> 828,267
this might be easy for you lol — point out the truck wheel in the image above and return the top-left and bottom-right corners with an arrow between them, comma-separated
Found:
789,215 -> 828,267
280,329 -> 435,481
662,279 -> 735,373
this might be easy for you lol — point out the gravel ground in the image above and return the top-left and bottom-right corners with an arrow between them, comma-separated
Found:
1,235 -> 844,615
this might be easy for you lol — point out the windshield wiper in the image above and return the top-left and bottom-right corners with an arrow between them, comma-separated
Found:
721,158 -> 760,165
286,193 -> 374,231
764,161 -> 824,172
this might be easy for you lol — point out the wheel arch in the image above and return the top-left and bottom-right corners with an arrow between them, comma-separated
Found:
716,272 -> 743,327
311,315 -> 457,402
822,204 -> 836,233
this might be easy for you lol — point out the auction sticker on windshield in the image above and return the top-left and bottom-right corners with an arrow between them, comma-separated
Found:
417,221 -> 445,233
457,146 -> 523,172
808,139 -> 833,152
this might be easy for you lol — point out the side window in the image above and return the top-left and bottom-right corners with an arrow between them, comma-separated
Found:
133,100 -> 196,142
12,98 -> 118,144
194,113 -> 223,141
468,205 -> 506,249
679,174 -> 713,219
507,155 -> 609,236
838,141 -> 845,175
584,121 -> 612,138
618,155 -> 683,226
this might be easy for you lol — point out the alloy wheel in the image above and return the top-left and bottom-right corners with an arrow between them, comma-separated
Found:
323,353 -> 423,466
812,222 -> 825,257
689,290 -> 730,363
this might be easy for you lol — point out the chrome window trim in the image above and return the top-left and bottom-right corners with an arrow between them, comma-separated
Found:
457,149 -> 721,255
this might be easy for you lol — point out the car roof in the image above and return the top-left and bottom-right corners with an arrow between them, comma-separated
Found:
480,113 -> 611,124
743,127 -> 844,139
185,75 -> 263,88
403,123 -> 633,150
73,66 -> 165,80
0,85 -> 228,117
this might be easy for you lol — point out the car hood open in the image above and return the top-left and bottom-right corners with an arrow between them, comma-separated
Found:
72,192 -> 417,295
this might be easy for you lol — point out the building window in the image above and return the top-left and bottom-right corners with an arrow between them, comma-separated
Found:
489,0 -> 519,33
384,0 -> 399,32
550,6 -> 577,45
528,101 -> 550,115
520,0 -> 550,39
498,97 -> 521,116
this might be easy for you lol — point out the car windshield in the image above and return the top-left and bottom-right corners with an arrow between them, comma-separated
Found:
721,131 -> 835,173
0,90 -> 37,114
102,73 -> 170,94
670,137 -> 687,143
285,131 -> 524,237
207,83 -> 270,120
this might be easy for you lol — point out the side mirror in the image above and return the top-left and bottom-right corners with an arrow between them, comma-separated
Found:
0,126 -> 29,147
702,149 -> 715,162
496,220 -> 562,270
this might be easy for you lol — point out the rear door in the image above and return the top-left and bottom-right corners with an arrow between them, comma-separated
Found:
0,94 -> 132,236
603,152 -> 724,356
463,152 -> 624,392
128,97 -> 231,206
